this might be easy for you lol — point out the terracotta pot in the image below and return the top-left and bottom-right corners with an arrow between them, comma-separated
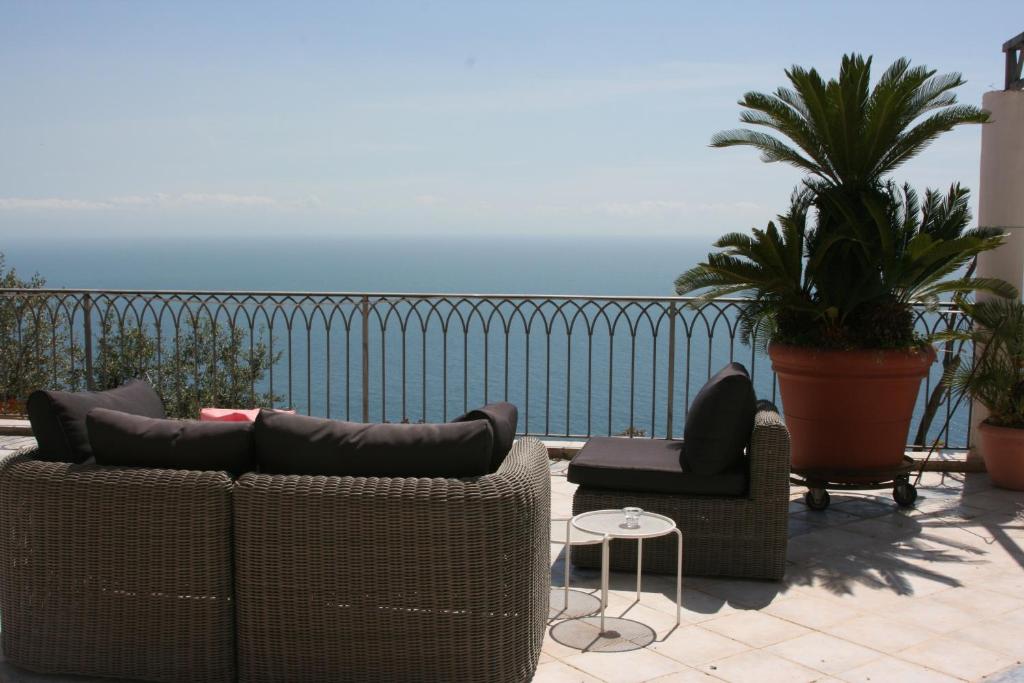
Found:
768,343 -> 935,475
978,421 -> 1024,491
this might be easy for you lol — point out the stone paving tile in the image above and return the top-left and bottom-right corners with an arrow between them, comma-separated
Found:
829,496 -> 897,519
788,517 -> 818,537
821,614 -> 939,654
789,507 -> 861,527
766,632 -> 880,676
647,625 -> 748,667
929,585 -> 1024,615
682,577 -> 794,610
762,593 -> 865,631
561,649 -> 687,683
785,527 -> 881,566
533,660 -> 605,682
951,617 -> 1024,659
898,636 -> 1015,681
699,611 -> 811,648
887,594 -> 987,634
838,656 -> 961,683
699,649 -> 821,683
647,670 -> 722,683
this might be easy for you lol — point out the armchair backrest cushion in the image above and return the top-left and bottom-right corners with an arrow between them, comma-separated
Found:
682,362 -> 757,475
452,402 -> 518,472
27,379 -> 166,463
253,410 -> 494,478
87,408 -> 255,475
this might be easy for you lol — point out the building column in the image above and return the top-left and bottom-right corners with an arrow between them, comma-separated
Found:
971,89 -> 1024,454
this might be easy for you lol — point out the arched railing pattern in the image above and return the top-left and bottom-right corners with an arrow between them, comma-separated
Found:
0,289 -> 973,447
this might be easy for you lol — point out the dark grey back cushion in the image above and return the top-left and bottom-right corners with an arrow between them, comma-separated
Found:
452,402 -> 518,472
682,362 -> 757,475
27,379 -> 166,463
87,408 -> 255,475
254,410 -> 494,478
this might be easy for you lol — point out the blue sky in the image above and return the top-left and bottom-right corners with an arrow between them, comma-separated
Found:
0,1 -> 1015,239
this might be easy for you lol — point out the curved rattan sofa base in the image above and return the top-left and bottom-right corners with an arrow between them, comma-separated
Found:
233,437 -> 551,683
0,437 -> 551,683
0,453 -> 237,683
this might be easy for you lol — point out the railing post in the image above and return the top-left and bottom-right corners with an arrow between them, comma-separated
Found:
361,295 -> 370,423
83,292 -> 95,390
665,301 -> 677,439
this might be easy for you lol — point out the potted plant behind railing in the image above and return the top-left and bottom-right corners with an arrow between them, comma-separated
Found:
940,297 -> 1024,490
676,54 -> 1014,480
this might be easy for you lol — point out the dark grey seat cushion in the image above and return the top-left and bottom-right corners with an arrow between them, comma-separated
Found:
254,410 -> 494,478
681,362 -> 757,476
87,408 -> 255,475
27,379 -> 166,463
452,402 -> 518,472
567,437 -> 748,496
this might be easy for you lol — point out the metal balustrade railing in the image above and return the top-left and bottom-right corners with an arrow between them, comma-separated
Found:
0,289 -> 973,448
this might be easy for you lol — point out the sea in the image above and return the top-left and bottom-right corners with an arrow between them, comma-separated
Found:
2,235 -> 707,296
1,235 -> 968,447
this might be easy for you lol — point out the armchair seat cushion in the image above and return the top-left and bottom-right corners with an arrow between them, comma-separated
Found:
567,437 -> 748,497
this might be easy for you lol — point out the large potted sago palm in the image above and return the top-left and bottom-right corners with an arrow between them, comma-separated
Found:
676,55 -> 1013,479
941,297 -> 1024,490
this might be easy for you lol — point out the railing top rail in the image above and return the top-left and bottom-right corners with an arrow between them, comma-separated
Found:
0,288 -> 965,309
0,287 -> 728,300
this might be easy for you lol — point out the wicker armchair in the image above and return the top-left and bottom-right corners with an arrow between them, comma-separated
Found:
571,401 -> 791,580
233,436 -> 551,683
0,452 -> 237,683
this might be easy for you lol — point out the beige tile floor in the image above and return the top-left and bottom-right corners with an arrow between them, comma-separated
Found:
541,461 -> 1024,683
1,433 -> 1022,683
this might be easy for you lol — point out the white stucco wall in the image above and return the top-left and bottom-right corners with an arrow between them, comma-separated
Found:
972,90 -> 1024,451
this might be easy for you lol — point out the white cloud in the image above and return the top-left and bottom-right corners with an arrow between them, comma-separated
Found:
0,197 -> 114,210
0,193 -> 317,211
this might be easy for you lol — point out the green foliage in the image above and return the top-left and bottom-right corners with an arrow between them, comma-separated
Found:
0,251 -> 282,417
0,255 -> 74,403
940,298 -> 1024,429
677,54 -> 1012,349
91,318 -> 282,419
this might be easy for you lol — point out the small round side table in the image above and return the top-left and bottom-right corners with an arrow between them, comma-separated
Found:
571,509 -> 682,635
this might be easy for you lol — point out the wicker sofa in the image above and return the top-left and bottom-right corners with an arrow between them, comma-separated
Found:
0,437 -> 551,683
570,401 -> 791,580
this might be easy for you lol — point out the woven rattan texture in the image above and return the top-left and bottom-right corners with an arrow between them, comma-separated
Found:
571,403 -> 790,580
0,452 -> 236,682
233,437 -> 551,683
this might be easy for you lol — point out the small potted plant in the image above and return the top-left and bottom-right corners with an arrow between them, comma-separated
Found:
941,297 -> 1024,490
676,54 -> 1013,480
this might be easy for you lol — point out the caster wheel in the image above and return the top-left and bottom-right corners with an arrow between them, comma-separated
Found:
893,482 -> 917,507
805,488 -> 830,511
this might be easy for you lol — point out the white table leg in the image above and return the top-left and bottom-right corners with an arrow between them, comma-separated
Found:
600,536 -> 610,634
564,518 -> 571,610
674,528 -> 683,626
636,537 -> 643,602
